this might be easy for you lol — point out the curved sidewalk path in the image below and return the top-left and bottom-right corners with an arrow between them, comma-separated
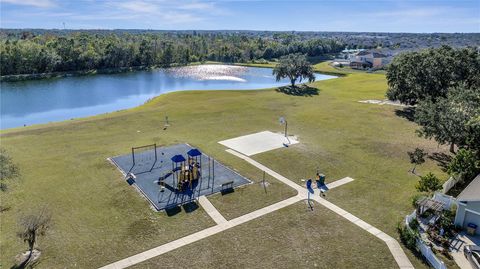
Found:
99,149 -> 414,269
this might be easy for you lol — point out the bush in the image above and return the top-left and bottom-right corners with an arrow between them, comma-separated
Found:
438,210 -> 456,237
409,217 -> 419,231
411,194 -> 426,208
398,222 -> 419,252
416,172 -> 442,193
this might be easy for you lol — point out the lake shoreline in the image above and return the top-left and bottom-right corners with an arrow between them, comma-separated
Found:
0,61 -> 346,83
0,62 -> 277,82
2,64 -> 336,130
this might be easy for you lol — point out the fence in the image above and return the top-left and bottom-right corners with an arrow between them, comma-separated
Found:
405,210 -> 447,269
442,175 -> 460,193
433,192 -> 457,210
417,239 -> 447,269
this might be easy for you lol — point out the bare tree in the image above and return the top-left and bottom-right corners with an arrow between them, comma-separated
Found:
17,207 -> 51,265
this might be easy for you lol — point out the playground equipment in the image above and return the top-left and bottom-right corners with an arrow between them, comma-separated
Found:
171,149 -> 203,192
132,144 -> 157,166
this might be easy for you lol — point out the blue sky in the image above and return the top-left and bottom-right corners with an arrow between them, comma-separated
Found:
1,0 -> 479,32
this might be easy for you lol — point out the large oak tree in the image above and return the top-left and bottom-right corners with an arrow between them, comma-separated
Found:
272,53 -> 315,87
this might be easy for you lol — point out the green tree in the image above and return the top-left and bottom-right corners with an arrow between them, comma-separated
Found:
386,46 -> 480,105
407,148 -> 427,174
416,172 -> 442,193
273,53 -> 315,87
447,148 -> 480,182
414,85 -> 480,153
0,148 -> 19,192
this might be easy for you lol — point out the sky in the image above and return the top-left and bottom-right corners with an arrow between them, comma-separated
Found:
0,0 -> 479,33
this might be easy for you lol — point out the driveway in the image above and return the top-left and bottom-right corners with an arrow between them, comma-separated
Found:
450,232 -> 480,269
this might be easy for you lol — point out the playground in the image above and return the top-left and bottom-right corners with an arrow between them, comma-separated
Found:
109,144 -> 251,211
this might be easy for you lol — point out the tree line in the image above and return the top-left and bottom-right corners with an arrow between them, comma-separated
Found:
0,31 -> 344,76
387,45 -> 480,186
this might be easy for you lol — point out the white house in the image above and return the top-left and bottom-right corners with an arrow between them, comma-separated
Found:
454,174 -> 480,235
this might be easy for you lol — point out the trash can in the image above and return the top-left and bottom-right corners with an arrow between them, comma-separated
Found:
318,174 -> 325,185
467,223 -> 477,235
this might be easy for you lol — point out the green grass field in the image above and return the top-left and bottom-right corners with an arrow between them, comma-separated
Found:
131,202 -> 399,269
0,63 -> 449,268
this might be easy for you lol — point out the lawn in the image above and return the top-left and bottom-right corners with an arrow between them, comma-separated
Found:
0,64 -> 448,268
130,202 -> 399,269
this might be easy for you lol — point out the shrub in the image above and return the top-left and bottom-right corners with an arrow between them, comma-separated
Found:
409,217 -> 419,231
416,172 -> 442,193
411,194 -> 425,208
398,222 -> 418,252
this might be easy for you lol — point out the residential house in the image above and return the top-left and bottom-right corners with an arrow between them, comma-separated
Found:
350,50 -> 390,69
454,174 -> 480,235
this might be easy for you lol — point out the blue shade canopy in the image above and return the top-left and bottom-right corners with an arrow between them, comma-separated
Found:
187,148 -> 202,157
171,155 -> 186,163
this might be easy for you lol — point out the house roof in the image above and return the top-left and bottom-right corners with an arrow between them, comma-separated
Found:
356,51 -> 387,58
457,174 -> 480,202
372,52 -> 387,58
357,51 -> 371,56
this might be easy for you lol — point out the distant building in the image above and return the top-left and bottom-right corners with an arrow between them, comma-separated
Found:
349,61 -> 372,69
454,174 -> 480,235
350,50 -> 391,69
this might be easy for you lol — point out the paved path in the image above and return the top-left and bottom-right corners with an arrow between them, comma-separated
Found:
99,149 -> 413,269
198,195 -> 228,225
99,194 -> 303,269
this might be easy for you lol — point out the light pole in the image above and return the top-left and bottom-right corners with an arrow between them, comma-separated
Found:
279,117 -> 288,137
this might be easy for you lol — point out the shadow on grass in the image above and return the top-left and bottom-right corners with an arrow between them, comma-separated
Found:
221,188 -> 235,195
165,206 -> 182,216
395,107 -> 416,122
182,201 -> 199,213
275,85 -> 319,97
428,152 -> 452,172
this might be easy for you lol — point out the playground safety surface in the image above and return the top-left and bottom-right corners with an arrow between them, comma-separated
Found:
109,144 -> 251,211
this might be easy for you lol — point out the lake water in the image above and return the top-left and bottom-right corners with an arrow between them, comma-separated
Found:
0,65 -> 336,129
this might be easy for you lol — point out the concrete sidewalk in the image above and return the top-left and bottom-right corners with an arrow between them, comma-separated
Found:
198,195 -> 228,225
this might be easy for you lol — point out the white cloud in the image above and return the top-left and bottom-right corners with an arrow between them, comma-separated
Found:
106,0 -> 226,24
373,8 -> 447,18
116,0 -> 160,14
2,0 -> 56,8
178,2 -> 214,10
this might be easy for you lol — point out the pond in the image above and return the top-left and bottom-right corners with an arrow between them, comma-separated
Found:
0,65 -> 336,129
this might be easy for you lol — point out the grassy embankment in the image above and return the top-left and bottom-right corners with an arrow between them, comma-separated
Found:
0,62 -> 448,268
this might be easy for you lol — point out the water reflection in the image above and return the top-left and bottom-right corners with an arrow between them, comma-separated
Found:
0,65 -> 336,129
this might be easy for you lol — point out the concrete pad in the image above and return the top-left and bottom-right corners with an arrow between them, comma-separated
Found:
219,131 -> 298,156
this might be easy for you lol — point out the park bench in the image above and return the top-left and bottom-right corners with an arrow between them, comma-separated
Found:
221,181 -> 234,193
